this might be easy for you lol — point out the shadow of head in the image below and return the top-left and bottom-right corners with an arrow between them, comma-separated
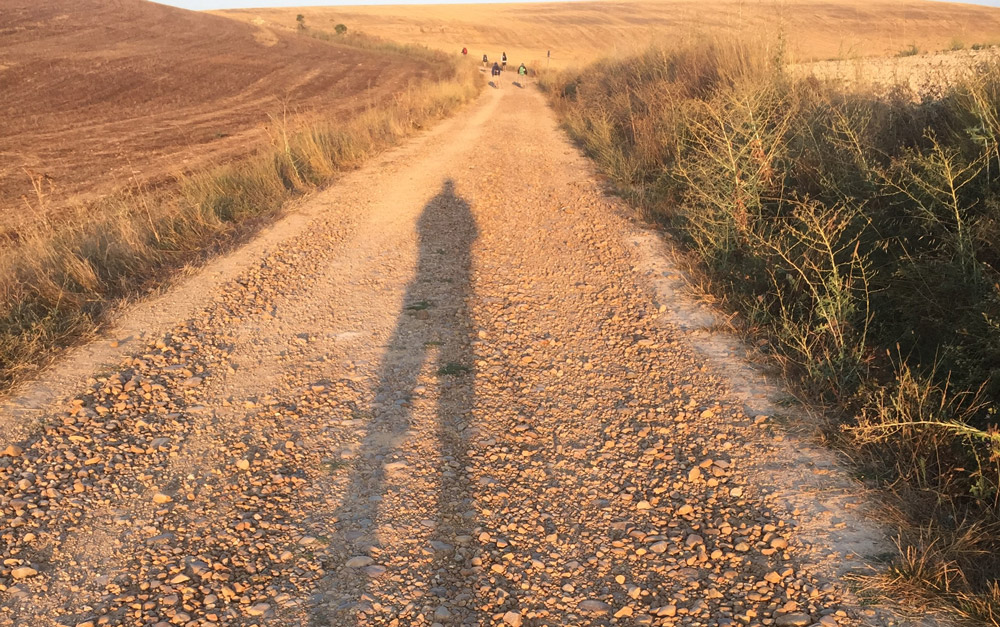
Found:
417,179 -> 478,254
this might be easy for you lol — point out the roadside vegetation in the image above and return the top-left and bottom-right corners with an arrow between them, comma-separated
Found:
0,47 -> 479,392
543,41 -> 1000,621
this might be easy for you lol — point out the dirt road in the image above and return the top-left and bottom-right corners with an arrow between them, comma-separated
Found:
0,81 -> 922,626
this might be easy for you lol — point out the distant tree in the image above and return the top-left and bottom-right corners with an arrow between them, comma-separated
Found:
296,14 -> 306,30
334,23 -> 348,35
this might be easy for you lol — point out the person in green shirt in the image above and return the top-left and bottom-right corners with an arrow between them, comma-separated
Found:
518,63 -> 528,85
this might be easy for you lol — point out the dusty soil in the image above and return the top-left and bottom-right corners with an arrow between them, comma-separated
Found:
0,0 -> 437,235
0,80 -> 943,626
802,46 -> 1000,95
220,0 -> 1000,70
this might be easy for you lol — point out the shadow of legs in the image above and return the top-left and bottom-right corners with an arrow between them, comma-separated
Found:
317,180 -> 480,624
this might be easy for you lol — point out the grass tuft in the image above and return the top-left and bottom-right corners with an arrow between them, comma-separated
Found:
0,55 -> 481,393
437,362 -> 470,376
405,300 -> 434,311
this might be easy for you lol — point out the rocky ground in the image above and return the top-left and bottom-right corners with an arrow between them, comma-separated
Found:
0,79 -> 931,626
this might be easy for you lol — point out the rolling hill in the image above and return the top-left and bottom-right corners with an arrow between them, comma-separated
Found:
0,0 -> 435,233
219,0 -> 1000,70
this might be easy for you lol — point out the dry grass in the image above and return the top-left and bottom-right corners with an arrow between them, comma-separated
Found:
543,39 -> 1000,621
218,0 -> 1000,69
0,62 -> 481,392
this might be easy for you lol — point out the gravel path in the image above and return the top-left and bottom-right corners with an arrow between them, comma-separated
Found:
0,82 -> 924,627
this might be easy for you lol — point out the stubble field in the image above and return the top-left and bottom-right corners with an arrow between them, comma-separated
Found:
0,0 -> 438,237
219,0 -> 1000,71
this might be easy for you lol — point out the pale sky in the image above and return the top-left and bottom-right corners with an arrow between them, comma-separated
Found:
149,0 -> 1000,9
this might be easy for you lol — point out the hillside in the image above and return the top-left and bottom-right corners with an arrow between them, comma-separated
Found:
0,0 -> 434,234
218,0 -> 1000,71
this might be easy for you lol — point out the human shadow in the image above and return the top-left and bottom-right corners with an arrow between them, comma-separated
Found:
316,180 -> 480,624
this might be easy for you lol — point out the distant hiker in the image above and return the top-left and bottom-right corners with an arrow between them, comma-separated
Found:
501,51 -> 507,70
491,61 -> 502,87
482,53 -> 489,68
518,62 -> 527,84
462,46 -> 468,55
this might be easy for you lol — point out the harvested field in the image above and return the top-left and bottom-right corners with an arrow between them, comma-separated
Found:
0,0 -> 438,236
802,46 -> 1000,95
219,0 -> 1000,71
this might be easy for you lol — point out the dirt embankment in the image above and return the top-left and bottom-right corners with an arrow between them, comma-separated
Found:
0,0 -> 437,234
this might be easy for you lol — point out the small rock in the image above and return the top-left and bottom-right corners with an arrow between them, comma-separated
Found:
776,614 -> 814,627
2,445 -> 23,457
247,603 -> 271,616
384,461 -> 408,474
346,556 -> 374,568
152,493 -> 172,504
578,600 -> 611,614
433,606 -> 452,622
236,459 -> 251,471
614,606 -> 633,618
363,564 -> 387,578
146,532 -> 175,546
11,567 -> 37,579
429,540 -> 453,554
502,611 -> 522,626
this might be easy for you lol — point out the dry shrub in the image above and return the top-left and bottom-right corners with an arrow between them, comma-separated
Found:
546,38 -> 1000,617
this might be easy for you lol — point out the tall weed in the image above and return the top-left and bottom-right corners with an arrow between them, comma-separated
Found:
546,40 -> 1000,617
